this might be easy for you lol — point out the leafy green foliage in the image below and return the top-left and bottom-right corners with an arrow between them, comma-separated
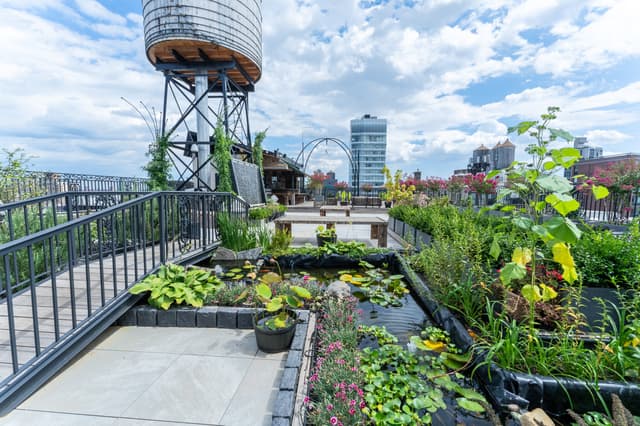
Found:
573,222 -> 640,288
216,214 -> 263,252
340,262 -> 410,308
248,203 -> 286,220
283,240 -> 386,258
254,277 -> 311,330
143,135 -> 171,190
361,327 -> 489,424
0,148 -> 35,202
213,122 -> 233,193
252,128 -> 266,173
129,264 -> 223,310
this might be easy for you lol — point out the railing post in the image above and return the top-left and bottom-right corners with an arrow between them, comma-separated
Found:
65,194 -> 73,222
159,194 -> 167,264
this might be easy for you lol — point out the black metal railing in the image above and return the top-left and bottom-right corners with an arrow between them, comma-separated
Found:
0,191 -> 248,411
0,171 -> 151,203
575,189 -> 639,224
0,192 -> 150,245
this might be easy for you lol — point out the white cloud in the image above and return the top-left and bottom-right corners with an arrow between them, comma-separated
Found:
74,0 -> 125,25
585,129 -> 631,147
0,0 -> 638,181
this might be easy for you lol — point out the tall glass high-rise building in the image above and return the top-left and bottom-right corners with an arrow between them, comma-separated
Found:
350,114 -> 387,188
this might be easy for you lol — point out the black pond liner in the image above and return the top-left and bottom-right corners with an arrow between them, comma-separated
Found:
390,254 -> 640,418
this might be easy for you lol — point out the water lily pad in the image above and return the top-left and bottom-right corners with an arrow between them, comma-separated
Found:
456,397 -> 485,413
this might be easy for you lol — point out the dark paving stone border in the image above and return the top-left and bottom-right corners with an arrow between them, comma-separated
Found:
117,306 -> 310,426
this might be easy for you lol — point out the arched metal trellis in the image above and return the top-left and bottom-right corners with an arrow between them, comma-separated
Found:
294,137 -> 360,195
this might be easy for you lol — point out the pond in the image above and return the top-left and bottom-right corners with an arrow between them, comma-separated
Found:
205,255 -> 496,425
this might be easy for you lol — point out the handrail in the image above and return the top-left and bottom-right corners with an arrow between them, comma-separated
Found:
0,190 -> 249,413
0,192 -> 152,245
0,191 -> 149,212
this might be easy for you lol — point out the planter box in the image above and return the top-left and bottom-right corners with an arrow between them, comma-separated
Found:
389,217 -> 432,248
400,255 -> 640,417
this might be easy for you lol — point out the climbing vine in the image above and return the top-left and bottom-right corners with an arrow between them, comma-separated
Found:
143,134 -> 171,190
213,122 -> 233,193
253,128 -> 267,174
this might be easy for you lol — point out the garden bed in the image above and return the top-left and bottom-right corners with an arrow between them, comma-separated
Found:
402,254 -> 640,418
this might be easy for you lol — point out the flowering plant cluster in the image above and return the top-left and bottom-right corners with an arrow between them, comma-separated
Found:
334,181 -> 349,190
579,160 -> 640,194
305,297 -> 368,425
446,175 -> 467,193
465,173 -> 498,194
381,166 -> 416,205
308,170 -> 328,191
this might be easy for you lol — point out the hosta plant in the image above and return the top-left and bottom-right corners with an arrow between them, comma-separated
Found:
129,264 -> 224,310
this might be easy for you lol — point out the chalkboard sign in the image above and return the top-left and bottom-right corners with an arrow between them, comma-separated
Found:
230,159 -> 266,205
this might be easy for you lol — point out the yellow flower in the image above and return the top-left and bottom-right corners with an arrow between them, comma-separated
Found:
512,247 -> 532,267
423,340 -> 446,352
624,337 -> 640,348
552,242 -> 578,284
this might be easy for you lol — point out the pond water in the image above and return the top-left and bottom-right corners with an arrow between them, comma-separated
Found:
295,267 -> 430,345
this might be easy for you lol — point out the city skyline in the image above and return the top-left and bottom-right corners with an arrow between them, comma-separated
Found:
0,1 -> 639,182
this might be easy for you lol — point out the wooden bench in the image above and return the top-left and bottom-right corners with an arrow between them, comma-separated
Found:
274,215 -> 388,247
319,205 -> 351,217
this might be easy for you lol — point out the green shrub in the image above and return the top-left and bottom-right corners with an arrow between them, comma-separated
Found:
573,222 -> 640,288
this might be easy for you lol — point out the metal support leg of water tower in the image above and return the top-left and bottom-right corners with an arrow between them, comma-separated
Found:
195,71 -> 211,190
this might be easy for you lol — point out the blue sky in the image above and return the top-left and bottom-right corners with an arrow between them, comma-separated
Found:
0,0 -> 639,182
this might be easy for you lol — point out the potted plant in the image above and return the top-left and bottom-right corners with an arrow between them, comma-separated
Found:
315,225 -> 337,246
253,276 -> 311,352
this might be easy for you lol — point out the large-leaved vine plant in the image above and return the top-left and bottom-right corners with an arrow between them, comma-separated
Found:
489,107 -> 608,320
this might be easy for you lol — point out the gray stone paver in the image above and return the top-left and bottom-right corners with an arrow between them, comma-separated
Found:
0,326 -> 286,425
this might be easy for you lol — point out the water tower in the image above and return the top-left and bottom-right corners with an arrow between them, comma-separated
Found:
142,0 -> 262,190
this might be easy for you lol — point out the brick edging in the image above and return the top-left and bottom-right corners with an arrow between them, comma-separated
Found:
117,305 -> 309,426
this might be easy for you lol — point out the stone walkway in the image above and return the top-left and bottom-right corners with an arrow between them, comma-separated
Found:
0,327 -> 284,425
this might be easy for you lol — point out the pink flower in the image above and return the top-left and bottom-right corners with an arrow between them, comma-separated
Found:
330,416 -> 338,424
327,404 -> 334,411
349,408 -> 356,415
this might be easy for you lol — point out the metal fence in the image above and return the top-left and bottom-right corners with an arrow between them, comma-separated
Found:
575,189 -> 639,224
0,171 -> 151,203
0,192 -> 150,245
0,191 -> 248,412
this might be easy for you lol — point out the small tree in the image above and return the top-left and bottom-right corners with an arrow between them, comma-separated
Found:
0,148 -> 32,202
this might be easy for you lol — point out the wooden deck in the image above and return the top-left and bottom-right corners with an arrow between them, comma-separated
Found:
0,245 -> 161,381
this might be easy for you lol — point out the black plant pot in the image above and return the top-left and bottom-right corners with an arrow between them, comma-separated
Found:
253,311 -> 297,353
384,201 -> 392,208
316,235 -> 337,247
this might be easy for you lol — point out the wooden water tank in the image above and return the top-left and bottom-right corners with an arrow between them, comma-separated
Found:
142,0 -> 262,85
